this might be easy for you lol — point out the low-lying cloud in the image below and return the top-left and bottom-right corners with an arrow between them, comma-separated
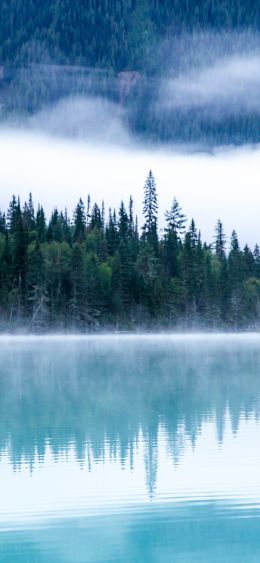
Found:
3,31 -> 260,146
160,54 -> 260,116
27,97 -> 131,145
0,126 -> 259,250
1,31 -> 260,249
156,31 -> 260,121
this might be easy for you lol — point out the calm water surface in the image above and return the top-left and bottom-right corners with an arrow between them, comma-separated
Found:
0,334 -> 260,562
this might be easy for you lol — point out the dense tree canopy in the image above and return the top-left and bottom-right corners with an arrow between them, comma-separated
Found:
0,3 -> 259,144
0,172 -> 260,332
0,0 -> 259,70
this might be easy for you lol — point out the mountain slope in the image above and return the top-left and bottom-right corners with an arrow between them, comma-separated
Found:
0,0 -> 259,71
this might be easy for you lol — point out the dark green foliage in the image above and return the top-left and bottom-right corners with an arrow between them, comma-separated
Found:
215,220 -> 226,262
73,198 -> 86,243
70,243 -> 86,324
165,198 -> 187,239
0,3 -> 259,145
0,1 -> 259,69
0,174 -> 260,331
36,205 -> 47,243
142,170 -> 158,254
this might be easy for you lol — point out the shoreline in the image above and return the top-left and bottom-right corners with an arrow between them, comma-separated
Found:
0,331 -> 260,340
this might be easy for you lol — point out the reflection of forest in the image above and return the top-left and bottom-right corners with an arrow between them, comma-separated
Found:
0,337 -> 260,495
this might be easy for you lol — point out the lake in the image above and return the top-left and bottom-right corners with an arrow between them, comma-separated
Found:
0,334 -> 260,562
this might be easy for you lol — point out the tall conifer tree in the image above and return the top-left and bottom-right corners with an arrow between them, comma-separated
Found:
142,170 -> 158,253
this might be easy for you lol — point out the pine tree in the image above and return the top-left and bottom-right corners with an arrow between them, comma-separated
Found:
36,205 -> 46,243
128,196 -> 134,237
0,232 -> 12,312
27,237 -> 46,328
228,231 -> 245,326
165,197 -> 186,239
118,201 -> 128,242
189,219 -> 198,249
214,220 -> 226,262
69,244 -> 86,325
90,203 -> 102,231
253,245 -> 260,278
2,232 -> 12,289
7,195 -> 19,233
182,231 -> 196,316
13,200 -> 29,315
73,199 -> 86,242
47,209 -> 63,243
142,170 -> 158,253
162,230 -> 179,279
0,211 -> 6,234
86,195 -> 91,228
229,230 -> 244,287
61,209 -> 72,244
106,208 -> 118,255
243,244 -> 254,277
23,193 -> 35,232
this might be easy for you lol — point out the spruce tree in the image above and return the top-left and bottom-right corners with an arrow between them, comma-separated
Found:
23,193 -> 35,232
214,220 -> 226,262
70,244 -> 86,325
7,195 -> 19,233
253,245 -> 260,278
128,196 -> 134,237
73,199 -> 86,242
106,208 -> 118,255
118,201 -> 128,242
90,203 -> 102,231
36,206 -> 46,243
13,199 -> 28,316
243,245 -> 254,278
142,170 -> 158,253
162,230 -> 179,279
165,197 -> 186,239
0,212 -> 6,234
228,231 -> 245,326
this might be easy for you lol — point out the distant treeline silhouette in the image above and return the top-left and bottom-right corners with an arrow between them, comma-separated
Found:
0,171 -> 260,331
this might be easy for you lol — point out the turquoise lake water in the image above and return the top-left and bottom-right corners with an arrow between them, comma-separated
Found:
0,334 -> 260,562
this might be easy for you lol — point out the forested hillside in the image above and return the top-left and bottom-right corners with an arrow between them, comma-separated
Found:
0,172 -> 260,332
0,0 -> 259,70
0,1 -> 259,144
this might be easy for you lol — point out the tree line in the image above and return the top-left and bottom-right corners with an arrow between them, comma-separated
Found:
0,171 -> 260,331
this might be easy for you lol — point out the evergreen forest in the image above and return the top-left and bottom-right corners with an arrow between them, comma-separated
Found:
0,1 -> 259,145
0,0 -> 259,70
0,171 -> 260,332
